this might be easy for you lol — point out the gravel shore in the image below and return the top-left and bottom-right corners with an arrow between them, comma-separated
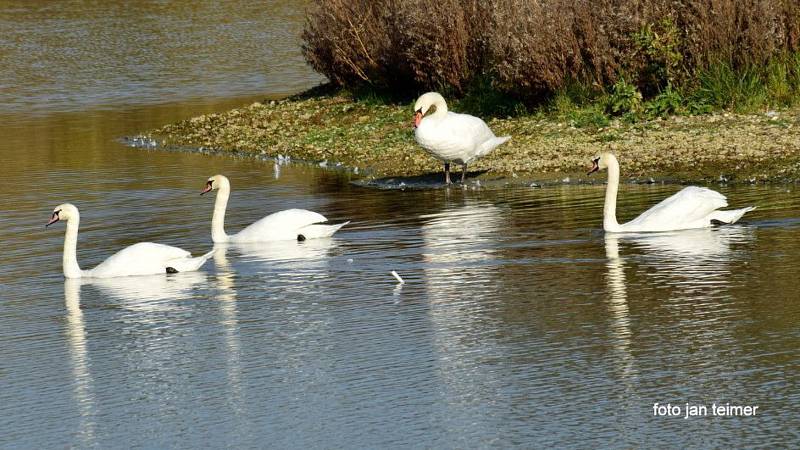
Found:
143,90 -> 800,184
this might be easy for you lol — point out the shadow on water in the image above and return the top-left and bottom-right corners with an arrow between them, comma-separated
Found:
354,170 -> 491,190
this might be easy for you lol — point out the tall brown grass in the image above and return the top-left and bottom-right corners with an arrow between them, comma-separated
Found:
677,0 -> 799,69
301,0 -> 490,94
302,0 -> 800,100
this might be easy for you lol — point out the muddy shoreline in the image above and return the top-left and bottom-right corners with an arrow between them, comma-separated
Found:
133,89 -> 800,186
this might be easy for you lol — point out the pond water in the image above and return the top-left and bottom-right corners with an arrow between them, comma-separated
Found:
1,1 -> 800,448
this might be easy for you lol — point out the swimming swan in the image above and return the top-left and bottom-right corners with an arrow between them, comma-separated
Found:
47,203 -> 214,278
413,92 -> 510,184
588,153 -> 755,232
201,174 -> 348,243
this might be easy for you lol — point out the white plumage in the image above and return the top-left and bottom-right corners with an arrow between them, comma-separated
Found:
589,153 -> 755,232
231,208 -> 340,242
413,92 -> 510,184
47,203 -> 214,278
202,174 -> 348,243
87,243 -> 211,278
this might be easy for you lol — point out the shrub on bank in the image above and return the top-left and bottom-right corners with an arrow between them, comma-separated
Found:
302,0 -> 800,117
301,0 -> 488,94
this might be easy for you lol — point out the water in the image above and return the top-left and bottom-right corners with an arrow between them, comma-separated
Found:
0,0 -> 321,115
2,2 -> 800,448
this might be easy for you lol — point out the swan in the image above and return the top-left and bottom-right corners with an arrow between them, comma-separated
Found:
588,153 -> 755,232
47,203 -> 214,278
201,174 -> 348,243
413,92 -> 511,184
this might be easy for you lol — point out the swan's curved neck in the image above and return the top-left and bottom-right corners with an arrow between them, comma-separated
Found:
604,158 -> 622,232
63,217 -> 84,278
429,97 -> 448,120
212,184 -> 231,243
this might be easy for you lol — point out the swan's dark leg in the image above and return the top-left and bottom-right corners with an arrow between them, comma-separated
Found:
166,267 -> 178,274
297,234 -> 306,241
444,162 -> 451,184
461,163 -> 467,183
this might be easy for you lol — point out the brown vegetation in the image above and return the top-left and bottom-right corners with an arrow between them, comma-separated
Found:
301,0 -> 800,99
301,0 -> 489,94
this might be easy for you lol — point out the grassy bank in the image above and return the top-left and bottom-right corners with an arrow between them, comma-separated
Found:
140,1 -> 800,184
146,86 -> 800,184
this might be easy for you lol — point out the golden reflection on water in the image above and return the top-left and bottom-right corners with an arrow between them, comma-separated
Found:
0,96 -> 267,179
0,0 -> 321,212
0,0 -> 319,115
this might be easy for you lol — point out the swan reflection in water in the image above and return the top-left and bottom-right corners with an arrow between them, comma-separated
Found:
421,201 -> 506,415
63,279 -> 97,446
421,201 -> 503,269
214,238 -> 338,282
86,271 -> 207,312
603,226 -> 755,382
210,237 -> 339,417
603,234 -> 636,386
606,226 -> 754,292
211,247 -> 245,418
421,200 -> 504,305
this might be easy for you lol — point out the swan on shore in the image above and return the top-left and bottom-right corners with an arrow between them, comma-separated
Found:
413,92 -> 510,184
201,174 -> 348,243
47,203 -> 213,278
588,153 -> 755,232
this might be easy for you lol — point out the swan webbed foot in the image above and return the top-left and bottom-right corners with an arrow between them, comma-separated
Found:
166,267 -> 179,274
297,234 -> 306,241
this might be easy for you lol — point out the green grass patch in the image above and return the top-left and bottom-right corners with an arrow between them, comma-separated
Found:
317,51 -> 800,129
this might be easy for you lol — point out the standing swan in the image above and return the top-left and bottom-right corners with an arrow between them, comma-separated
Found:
413,92 -> 510,184
46,204 -> 214,278
588,153 -> 755,232
201,175 -> 348,243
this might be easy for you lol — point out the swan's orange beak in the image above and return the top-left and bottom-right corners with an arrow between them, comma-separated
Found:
201,181 -> 213,195
413,110 -> 423,128
587,159 -> 599,175
45,211 -> 60,227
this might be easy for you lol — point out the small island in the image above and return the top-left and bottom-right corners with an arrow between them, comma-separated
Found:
144,0 -> 800,184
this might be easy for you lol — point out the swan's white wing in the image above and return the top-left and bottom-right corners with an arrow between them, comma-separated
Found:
623,186 -> 728,231
414,112 -> 497,163
232,208 -> 329,242
167,249 -> 215,273
297,221 -> 349,239
88,242 -> 193,278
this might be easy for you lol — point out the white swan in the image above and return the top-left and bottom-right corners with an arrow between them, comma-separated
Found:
201,174 -> 348,243
47,203 -> 214,278
588,153 -> 755,232
413,92 -> 510,184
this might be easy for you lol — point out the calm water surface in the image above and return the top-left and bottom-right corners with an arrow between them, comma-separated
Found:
1,1 -> 800,448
